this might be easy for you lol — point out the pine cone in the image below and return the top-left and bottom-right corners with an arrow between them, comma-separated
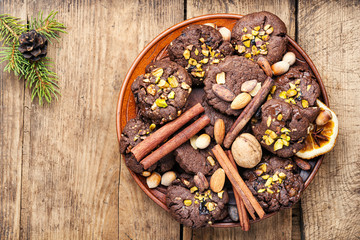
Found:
18,30 -> 48,61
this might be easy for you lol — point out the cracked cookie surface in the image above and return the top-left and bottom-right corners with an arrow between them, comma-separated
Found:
168,24 -> 234,86
131,59 -> 192,124
231,11 -> 287,65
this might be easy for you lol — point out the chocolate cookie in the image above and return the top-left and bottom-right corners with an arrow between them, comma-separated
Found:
251,99 -> 311,158
183,88 -> 235,138
168,24 -> 234,86
174,141 -> 219,176
120,117 -> 174,173
271,66 -> 320,122
204,55 -> 267,116
231,11 -> 287,64
166,179 -> 229,228
242,156 -> 304,213
131,59 -> 192,125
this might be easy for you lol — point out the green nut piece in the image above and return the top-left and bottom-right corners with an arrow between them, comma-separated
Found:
155,98 -> 167,108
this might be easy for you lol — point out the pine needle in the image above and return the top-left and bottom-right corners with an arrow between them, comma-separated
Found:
0,11 -> 66,105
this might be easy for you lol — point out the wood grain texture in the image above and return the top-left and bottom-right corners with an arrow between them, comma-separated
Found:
20,0 -> 122,239
185,1 -> 296,239
0,1 -> 26,239
191,209 -> 292,240
117,1 -> 183,239
298,0 -> 360,239
186,0 -> 296,39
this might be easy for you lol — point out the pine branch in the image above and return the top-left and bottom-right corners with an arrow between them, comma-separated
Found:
0,43 -> 29,76
0,14 -> 26,45
0,11 -> 65,105
30,11 -> 67,42
25,59 -> 60,105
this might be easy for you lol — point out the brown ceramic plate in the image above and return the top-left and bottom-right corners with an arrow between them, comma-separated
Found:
116,14 -> 329,227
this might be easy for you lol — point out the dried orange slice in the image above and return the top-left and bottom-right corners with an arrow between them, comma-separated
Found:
295,99 -> 338,159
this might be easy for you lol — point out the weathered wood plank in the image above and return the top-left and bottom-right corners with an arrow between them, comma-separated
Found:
298,0 -> 360,239
186,0 -> 296,38
0,1 -> 26,239
117,0 -> 184,239
185,1 -> 296,239
20,0 -> 125,238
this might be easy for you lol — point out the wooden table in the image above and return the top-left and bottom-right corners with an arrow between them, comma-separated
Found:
1,0 -> 359,239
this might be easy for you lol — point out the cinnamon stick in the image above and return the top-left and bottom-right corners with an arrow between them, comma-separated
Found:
131,103 -> 205,161
141,115 -> 210,170
227,150 -> 250,231
212,145 -> 265,219
223,77 -> 274,148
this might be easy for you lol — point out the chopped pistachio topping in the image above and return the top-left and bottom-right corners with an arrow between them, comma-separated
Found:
266,188 -> 274,194
194,48 -> 199,55
168,76 -> 179,88
267,116 -> 272,127
184,199 -> 192,206
149,123 -> 156,132
258,188 -> 266,193
279,91 -> 287,99
205,202 -> 216,211
190,186 -> 198,193
183,49 -> 190,59
274,139 -> 284,151
259,163 -> 267,172
207,156 -> 216,166
152,68 -> 164,78
168,91 -> 175,99
217,191 -> 224,199
155,98 -> 167,108
181,82 -> 191,90
262,174 -> 270,180
302,99 -> 309,108
216,72 -> 226,84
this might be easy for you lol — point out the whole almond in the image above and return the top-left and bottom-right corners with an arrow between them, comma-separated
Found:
214,119 -> 225,145
230,93 -> 251,110
212,84 -> 236,102
194,172 -> 209,192
195,134 -> 211,149
294,157 -> 311,170
271,61 -> 290,76
241,80 -> 257,92
210,168 -> 225,193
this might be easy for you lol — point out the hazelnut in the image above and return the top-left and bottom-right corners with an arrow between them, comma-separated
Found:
231,133 -> 262,168
316,109 -> 332,126
282,52 -> 296,66
271,61 -> 290,76
218,27 -> 231,41
146,172 -> 161,188
161,171 -> 177,186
